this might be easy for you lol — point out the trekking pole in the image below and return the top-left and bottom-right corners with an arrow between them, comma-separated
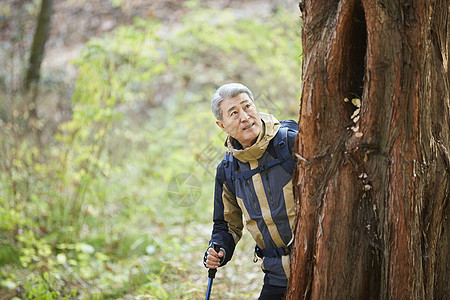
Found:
205,243 -> 221,300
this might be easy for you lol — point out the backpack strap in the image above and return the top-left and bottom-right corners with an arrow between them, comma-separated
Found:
272,126 -> 296,176
223,121 -> 298,189
233,126 -> 295,182
223,152 -> 236,194
254,244 -> 292,258
234,156 -> 284,181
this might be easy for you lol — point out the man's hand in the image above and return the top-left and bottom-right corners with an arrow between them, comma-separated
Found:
204,246 -> 224,269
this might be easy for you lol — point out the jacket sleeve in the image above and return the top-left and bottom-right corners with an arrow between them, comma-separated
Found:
209,161 -> 243,266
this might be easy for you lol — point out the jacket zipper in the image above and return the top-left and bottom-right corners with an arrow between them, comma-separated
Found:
246,179 -> 259,212
265,172 -> 275,207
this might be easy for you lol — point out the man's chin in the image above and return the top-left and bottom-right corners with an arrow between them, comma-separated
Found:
240,134 -> 259,146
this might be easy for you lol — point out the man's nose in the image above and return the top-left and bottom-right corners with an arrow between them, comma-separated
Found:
240,111 -> 250,122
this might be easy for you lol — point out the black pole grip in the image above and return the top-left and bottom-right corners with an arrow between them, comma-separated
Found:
208,243 -> 221,279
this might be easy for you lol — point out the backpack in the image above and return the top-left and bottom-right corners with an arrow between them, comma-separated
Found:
223,120 -> 298,195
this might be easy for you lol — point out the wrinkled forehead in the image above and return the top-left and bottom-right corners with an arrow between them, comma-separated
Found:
227,92 -> 252,104
221,93 -> 252,109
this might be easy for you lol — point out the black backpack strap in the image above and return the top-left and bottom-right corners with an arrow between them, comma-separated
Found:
254,244 -> 292,258
234,157 -> 284,181
272,126 -> 296,176
234,126 -> 295,182
223,121 -> 298,186
223,152 -> 235,194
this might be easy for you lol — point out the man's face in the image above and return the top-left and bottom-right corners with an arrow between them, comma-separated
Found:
216,93 -> 262,148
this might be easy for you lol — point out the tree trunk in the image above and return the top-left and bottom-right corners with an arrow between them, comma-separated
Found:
286,0 -> 449,299
23,0 -> 54,147
24,0 -> 54,91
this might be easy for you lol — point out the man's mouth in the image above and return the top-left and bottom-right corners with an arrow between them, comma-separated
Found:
242,123 -> 254,130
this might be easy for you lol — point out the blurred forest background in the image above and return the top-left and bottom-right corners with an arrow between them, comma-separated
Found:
0,0 -> 301,298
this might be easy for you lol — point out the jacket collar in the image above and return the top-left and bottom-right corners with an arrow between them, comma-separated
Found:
225,113 -> 281,163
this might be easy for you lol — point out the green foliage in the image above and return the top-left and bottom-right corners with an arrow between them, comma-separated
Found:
0,3 -> 301,299
171,5 -> 302,103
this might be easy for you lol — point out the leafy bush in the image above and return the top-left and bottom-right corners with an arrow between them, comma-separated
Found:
0,3 -> 301,299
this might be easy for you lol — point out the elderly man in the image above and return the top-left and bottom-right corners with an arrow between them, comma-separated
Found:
203,83 -> 297,299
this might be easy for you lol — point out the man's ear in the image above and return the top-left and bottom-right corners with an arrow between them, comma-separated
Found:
216,120 -> 226,131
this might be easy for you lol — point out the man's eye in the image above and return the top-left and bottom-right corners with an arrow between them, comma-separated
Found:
245,104 -> 251,109
231,111 -> 237,116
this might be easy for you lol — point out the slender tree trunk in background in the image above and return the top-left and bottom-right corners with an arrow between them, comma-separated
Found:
286,0 -> 449,299
24,0 -> 54,91
24,0 -> 54,146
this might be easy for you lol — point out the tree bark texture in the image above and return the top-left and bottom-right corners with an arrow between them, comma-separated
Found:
287,0 -> 449,299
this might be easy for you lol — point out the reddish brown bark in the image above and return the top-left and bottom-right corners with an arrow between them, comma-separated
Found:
287,0 -> 449,299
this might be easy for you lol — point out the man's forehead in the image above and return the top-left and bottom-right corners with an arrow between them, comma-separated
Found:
222,101 -> 251,114
223,94 -> 252,105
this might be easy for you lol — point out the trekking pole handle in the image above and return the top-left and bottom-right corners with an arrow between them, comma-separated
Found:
208,243 -> 222,279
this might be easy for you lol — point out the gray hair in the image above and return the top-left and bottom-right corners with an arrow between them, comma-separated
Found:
211,83 -> 255,120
